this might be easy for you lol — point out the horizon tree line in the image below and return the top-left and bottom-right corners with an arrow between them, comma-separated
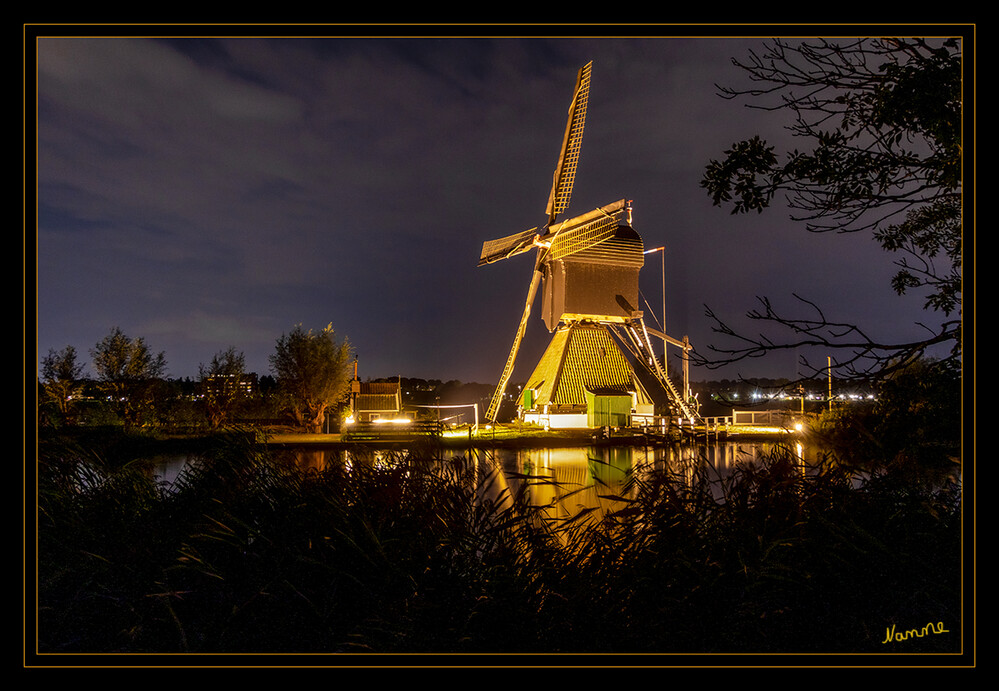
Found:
39,324 -> 513,432
38,323 -> 355,433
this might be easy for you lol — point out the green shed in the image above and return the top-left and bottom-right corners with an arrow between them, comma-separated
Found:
585,388 -> 632,428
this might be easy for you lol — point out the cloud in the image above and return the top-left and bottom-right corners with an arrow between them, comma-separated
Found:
34,35 -> 945,383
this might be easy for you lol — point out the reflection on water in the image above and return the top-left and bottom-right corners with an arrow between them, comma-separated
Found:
145,441 -> 827,522
484,441 -> 821,525
144,440 -> 837,526
146,454 -> 192,488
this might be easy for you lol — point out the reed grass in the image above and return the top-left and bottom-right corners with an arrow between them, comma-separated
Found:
35,430 -> 962,657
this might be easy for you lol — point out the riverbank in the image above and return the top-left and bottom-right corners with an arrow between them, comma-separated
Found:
36,422 -> 800,461
262,422 -> 798,449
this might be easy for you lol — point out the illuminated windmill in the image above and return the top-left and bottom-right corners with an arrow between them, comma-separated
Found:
479,62 -> 699,427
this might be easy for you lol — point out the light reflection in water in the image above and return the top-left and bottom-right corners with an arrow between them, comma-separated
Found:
490,446 -> 638,525
483,441 -> 819,524
148,441 -> 830,522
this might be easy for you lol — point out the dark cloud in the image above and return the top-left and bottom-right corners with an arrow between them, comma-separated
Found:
34,34 -> 943,384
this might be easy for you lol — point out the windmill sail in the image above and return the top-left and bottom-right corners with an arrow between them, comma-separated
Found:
546,61 -> 591,225
545,199 -> 631,262
478,199 -> 630,268
478,61 -> 593,270
478,226 -> 539,266
480,62 -> 593,422
485,267 -> 543,422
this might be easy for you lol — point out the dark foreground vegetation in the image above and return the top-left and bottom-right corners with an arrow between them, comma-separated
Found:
34,425 -> 963,661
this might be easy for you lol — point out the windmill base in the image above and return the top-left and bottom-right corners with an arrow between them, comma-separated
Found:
522,411 -> 590,430
521,410 -> 659,431
516,321 -> 656,430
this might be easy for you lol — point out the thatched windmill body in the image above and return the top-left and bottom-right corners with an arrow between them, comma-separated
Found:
479,62 -> 698,427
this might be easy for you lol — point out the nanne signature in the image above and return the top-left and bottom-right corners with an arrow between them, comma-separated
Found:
882,621 -> 949,644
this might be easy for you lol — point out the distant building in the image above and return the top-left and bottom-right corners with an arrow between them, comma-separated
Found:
204,372 -> 257,398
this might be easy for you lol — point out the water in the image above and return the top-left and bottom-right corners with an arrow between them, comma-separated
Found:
481,441 -> 828,519
145,439 -> 832,520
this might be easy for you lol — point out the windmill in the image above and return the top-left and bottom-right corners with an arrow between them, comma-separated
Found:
479,62 -> 698,426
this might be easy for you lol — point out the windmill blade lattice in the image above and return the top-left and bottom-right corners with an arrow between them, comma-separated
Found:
546,200 -> 629,262
546,61 -> 591,225
478,226 -> 539,266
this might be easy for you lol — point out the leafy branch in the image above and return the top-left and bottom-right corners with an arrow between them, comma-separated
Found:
699,36 -> 964,378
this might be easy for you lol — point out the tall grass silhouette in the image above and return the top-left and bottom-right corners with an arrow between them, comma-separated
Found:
36,430 -> 962,655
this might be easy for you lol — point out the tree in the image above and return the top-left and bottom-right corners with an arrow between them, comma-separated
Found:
90,327 -> 167,427
199,347 -> 247,429
871,357 -> 961,465
699,36 -> 963,381
40,346 -> 85,424
269,324 -> 353,433
819,357 -> 960,472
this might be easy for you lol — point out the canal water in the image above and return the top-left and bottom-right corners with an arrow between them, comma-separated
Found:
146,439 -> 831,522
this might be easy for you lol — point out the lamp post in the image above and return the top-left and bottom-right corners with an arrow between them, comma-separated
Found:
644,245 -> 666,361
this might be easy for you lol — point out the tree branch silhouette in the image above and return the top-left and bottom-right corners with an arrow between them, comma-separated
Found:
699,36 -> 964,381
691,294 -> 960,383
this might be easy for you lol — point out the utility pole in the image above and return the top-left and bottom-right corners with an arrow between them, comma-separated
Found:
827,356 -> 833,413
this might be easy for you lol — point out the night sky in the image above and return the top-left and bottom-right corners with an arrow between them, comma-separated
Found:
32,31 -> 949,385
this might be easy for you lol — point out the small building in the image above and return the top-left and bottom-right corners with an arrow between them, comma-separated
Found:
350,380 -> 406,423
